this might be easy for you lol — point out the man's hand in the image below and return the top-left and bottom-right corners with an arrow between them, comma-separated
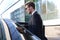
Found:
16,27 -> 24,33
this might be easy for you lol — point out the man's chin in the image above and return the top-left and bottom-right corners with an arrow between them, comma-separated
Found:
29,12 -> 31,14
29,13 -> 31,14
27,12 -> 31,14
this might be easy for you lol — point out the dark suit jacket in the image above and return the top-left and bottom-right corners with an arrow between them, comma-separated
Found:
28,11 -> 43,39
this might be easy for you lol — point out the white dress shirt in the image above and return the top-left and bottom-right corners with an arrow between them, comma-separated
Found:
32,10 -> 36,15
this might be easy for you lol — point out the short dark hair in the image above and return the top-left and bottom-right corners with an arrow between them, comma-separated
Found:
25,1 -> 35,9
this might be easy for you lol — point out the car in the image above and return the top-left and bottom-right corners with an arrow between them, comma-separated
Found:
0,19 -> 41,40
0,19 -> 25,40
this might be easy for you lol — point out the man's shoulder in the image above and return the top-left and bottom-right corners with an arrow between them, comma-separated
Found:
34,11 -> 40,16
34,11 -> 38,14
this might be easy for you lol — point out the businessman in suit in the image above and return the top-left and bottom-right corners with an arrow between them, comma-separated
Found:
25,2 -> 44,40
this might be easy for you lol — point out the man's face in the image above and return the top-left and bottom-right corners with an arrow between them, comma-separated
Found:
25,5 -> 32,14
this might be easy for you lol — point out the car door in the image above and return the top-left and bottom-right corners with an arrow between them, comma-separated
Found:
4,19 -> 24,40
0,19 -> 11,40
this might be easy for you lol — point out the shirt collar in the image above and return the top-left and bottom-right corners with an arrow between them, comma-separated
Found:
32,10 -> 36,15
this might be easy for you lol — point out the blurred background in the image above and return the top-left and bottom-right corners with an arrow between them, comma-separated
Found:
0,0 -> 60,40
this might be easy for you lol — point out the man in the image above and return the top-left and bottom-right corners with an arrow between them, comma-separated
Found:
25,1 -> 44,40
